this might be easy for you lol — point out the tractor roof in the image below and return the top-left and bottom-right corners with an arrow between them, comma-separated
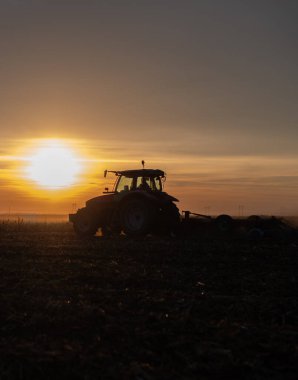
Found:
114,169 -> 165,178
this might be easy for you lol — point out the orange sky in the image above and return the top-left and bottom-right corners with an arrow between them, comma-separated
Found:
1,137 -> 298,216
1,1 -> 298,216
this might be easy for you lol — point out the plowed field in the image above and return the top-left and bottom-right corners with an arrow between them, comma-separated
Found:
0,222 -> 297,379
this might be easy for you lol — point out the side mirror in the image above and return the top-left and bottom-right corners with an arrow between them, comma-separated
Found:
105,187 -> 109,192
104,170 -> 107,178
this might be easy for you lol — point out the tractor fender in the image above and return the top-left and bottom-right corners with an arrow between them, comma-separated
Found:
86,194 -> 115,207
160,193 -> 179,203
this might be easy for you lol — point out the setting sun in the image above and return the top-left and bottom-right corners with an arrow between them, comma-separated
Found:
26,141 -> 82,190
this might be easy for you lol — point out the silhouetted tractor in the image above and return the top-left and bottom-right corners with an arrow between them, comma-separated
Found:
69,169 -> 180,237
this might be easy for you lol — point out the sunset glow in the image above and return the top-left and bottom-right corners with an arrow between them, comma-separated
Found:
0,2 -> 297,216
25,141 -> 82,190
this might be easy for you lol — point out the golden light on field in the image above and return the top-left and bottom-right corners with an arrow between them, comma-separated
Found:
25,140 -> 82,190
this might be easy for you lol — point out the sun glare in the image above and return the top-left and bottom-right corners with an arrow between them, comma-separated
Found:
26,141 -> 82,190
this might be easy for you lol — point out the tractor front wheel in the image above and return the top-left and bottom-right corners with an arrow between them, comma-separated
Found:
73,208 -> 98,237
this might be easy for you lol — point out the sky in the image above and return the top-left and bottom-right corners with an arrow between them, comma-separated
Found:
0,0 -> 298,215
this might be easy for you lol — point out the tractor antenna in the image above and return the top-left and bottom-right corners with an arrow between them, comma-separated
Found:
142,160 -> 145,169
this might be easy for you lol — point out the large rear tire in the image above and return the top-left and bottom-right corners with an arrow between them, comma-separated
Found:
121,199 -> 152,237
73,208 -> 98,237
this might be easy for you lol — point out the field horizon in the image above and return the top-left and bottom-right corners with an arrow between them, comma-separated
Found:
2,213 -> 298,228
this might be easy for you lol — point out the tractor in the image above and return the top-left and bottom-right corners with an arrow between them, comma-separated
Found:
69,166 -> 296,241
69,168 -> 180,237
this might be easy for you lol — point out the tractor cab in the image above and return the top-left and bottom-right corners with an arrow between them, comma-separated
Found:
104,169 -> 165,194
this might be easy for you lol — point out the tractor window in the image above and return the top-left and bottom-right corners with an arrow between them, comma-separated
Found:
136,177 -> 150,190
116,176 -> 133,192
136,176 -> 162,191
136,177 -> 142,189
153,177 -> 162,191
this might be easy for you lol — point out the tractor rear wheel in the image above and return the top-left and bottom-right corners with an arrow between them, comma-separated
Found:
121,199 -> 152,237
73,208 -> 98,237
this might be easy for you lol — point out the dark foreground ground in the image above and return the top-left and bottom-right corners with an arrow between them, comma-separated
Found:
0,222 -> 297,379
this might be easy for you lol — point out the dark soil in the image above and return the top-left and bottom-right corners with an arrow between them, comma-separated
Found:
0,222 -> 297,379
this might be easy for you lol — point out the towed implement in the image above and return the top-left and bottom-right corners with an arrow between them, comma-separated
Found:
180,211 -> 295,241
